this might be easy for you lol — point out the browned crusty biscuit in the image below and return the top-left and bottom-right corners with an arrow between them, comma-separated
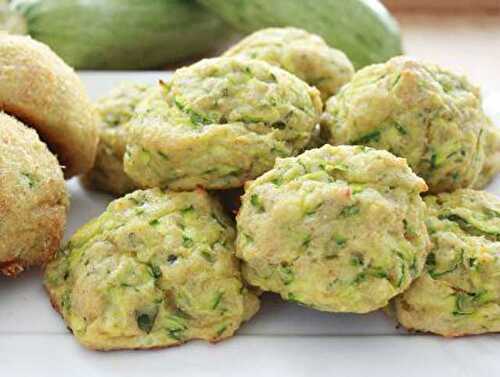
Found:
0,112 -> 69,277
0,34 -> 99,178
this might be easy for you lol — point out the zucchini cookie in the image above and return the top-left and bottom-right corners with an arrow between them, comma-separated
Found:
81,83 -> 149,196
392,189 -> 500,336
236,145 -> 430,313
0,34 -> 98,177
321,56 -> 486,193
124,57 -> 322,190
0,112 -> 68,276
224,27 -> 354,101
44,188 -> 259,350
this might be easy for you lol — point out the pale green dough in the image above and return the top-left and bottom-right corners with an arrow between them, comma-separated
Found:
81,83 -> 149,196
124,57 -> 322,190
321,56 -> 487,193
393,189 -> 500,336
236,144 -> 430,313
45,188 -> 259,350
224,27 -> 354,101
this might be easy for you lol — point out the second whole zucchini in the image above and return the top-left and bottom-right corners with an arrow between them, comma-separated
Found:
5,0 -> 235,69
198,0 -> 403,69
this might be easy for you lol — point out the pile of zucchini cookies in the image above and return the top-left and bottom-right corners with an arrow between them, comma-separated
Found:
1,27 -> 499,351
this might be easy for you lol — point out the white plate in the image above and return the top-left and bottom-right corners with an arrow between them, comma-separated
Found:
1,72 -> 500,377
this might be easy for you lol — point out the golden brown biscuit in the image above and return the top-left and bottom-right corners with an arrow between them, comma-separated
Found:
0,34 -> 98,178
0,112 -> 69,276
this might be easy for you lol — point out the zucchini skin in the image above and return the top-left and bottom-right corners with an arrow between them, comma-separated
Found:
198,0 -> 403,69
11,0 -> 233,69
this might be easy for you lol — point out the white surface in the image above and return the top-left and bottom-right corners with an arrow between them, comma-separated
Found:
1,72 -> 500,377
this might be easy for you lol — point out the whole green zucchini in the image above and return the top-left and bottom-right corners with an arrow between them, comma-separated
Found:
3,0 -> 234,69
198,0 -> 403,69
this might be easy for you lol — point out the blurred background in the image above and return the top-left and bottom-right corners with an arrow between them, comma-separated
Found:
1,0 -> 499,94
383,0 -> 500,93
